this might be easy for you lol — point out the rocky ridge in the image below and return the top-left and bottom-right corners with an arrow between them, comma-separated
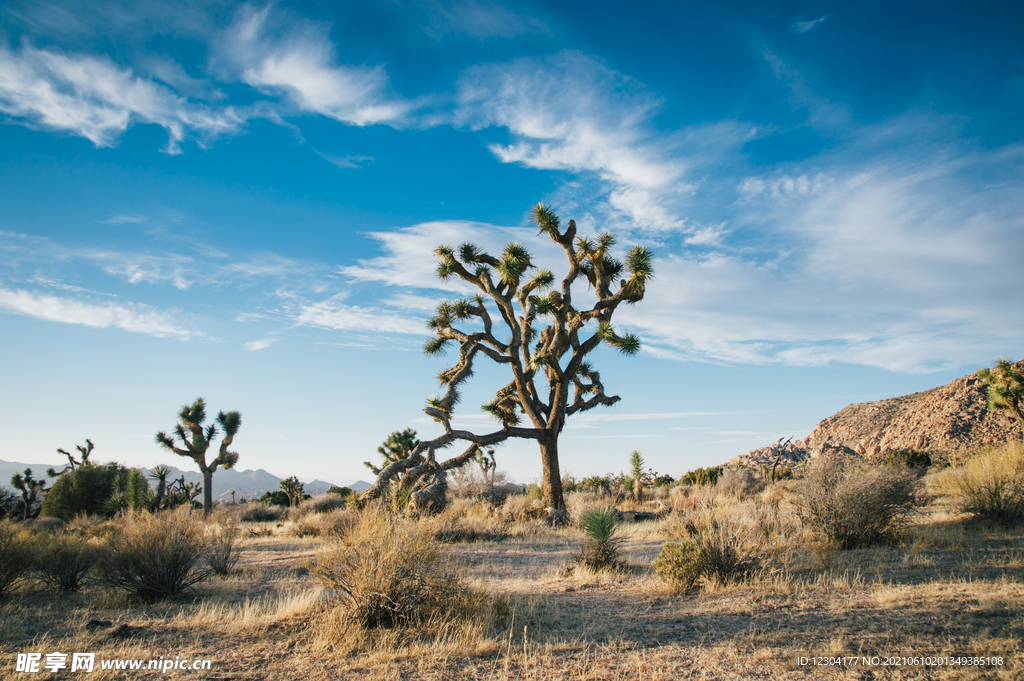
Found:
734,363 -> 1023,468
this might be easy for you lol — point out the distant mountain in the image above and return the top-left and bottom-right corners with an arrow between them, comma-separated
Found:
0,459 -> 66,488
0,458 -> 371,501
734,363 -> 1024,468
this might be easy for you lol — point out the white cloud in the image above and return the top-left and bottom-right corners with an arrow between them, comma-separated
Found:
101,214 -> 149,224
218,5 -> 408,126
244,337 -> 277,351
316,151 -> 374,169
793,17 -> 827,34
294,294 -> 424,335
0,286 -> 193,338
456,52 -> 692,231
340,220 -> 560,292
0,43 -> 244,152
621,146 -> 1024,372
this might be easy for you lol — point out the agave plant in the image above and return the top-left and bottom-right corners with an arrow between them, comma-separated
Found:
577,507 -> 623,570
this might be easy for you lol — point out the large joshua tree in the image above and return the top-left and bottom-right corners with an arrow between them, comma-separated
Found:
362,204 -> 652,511
155,398 -> 241,515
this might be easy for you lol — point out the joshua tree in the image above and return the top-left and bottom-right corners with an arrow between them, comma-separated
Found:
155,398 -> 241,515
978,358 -> 1024,430
361,204 -> 653,511
279,476 -> 305,507
629,450 -> 646,502
55,439 -> 94,473
769,437 -> 794,484
365,429 -> 420,476
149,464 -> 173,510
11,469 -> 47,520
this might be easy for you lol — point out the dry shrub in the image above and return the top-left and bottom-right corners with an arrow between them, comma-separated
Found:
240,504 -> 284,523
289,508 -> 355,538
0,520 -> 32,596
311,508 -> 467,629
430,500 -> 507,543
566,490 -> 610,526
498,493 -> 545,522
716,466 -> 764,499
937,443 -> 1024,526
96,508 -> 210,602
32,531 -> 96,591
654,500 -> 796,590
205,522 -> 240,575
294,494 -> 347,518
65,514 -> 108,537
799,453 -> 919,549
669,485 -> 716,513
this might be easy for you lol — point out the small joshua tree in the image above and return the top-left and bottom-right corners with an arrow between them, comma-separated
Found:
11,469 -> 48,520
155,398 -> 241,516
361,204 -> 653,511
149,464 -> 173,510
978,359 -> 1024,430
629,450 -> 646,502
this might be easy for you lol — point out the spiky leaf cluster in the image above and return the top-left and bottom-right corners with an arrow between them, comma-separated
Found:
978,358 -> 1024,425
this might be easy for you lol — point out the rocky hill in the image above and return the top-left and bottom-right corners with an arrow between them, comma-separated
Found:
735,363 -> 1023,468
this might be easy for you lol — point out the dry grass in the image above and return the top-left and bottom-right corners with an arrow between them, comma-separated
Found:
1,481 -> 1022,680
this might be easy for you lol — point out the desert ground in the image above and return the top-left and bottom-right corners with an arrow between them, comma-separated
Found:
3,462 -> 1022,681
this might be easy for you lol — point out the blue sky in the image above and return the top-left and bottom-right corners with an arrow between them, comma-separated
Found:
1,0 -> 1022,486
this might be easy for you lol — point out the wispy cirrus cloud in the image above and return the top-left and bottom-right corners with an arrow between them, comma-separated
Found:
215,4 -> 410,126
792,16 -> 827,34
293,293 -> 424,335
620,140 -> 1024,372
0,286 -> 194,338
244,337 -> 277,351
0,43 -> 244,152
455,51 -> 751,233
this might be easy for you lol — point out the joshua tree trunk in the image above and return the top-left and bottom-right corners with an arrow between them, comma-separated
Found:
202,467 -> 214,514
539,436 -> 564,511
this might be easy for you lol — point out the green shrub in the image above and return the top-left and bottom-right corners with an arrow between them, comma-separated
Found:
258,490 -> 291,507
32,531 -> 95,591
938,443 -> 1024,526
311,509 -> 463,628
40,463 -> 125,520
799,452 -> 918,548
678,466 -> 723,487
96,509 -> 210,602
0,521 -> 32,595
882,449 -> 932,470
653,539 -> 703,589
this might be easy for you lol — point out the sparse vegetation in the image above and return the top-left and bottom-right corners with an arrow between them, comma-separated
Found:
31,530 -> 95,591
799,452 -> 919,548
311,508 -> 465,628
938,442 -> 1024,525
96,508 -> 210,602
205,521 -> 241,575
0,520 -> 31,596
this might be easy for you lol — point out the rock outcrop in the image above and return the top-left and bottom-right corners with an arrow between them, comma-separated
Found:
733,364 -> 1023,468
